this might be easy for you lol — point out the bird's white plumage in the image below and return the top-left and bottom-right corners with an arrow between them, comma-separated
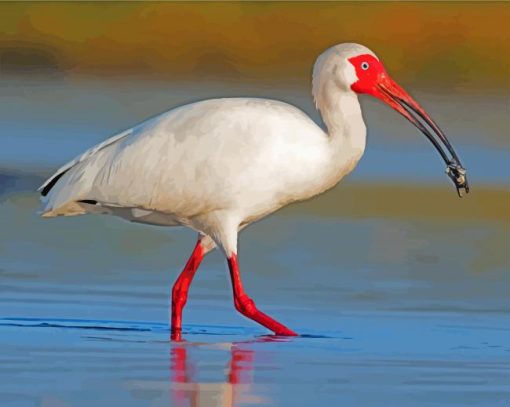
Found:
40,43 -> 370,255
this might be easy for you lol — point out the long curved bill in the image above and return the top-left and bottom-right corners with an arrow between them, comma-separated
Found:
375,75 -> 469,197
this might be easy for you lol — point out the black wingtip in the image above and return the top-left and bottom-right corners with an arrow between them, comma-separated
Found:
78,200 -> 97,205
40,170 -> 69,196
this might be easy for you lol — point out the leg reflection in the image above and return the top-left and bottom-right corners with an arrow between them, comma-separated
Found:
170,343 -> 255,407
170,345 -> 192,407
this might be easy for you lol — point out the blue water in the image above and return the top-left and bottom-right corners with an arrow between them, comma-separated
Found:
1,314 -> 509,406
1,79 -> 509,406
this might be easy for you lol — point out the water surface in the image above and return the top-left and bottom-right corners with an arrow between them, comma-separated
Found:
1,80 -> 509,406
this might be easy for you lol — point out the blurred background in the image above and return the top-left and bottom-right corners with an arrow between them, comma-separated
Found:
1,2 -> 509,90
1,3 -> 510,407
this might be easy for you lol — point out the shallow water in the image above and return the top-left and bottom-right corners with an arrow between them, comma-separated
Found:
1,172 -> 510,406
1,79 -> 510,406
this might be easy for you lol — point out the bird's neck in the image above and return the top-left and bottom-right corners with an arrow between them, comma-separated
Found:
315,83 -> 367,181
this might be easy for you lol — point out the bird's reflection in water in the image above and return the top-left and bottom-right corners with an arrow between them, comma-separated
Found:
170,336 -> 287,406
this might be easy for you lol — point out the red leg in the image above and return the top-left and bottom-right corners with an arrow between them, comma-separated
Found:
171,238 -> 206,340
227,254 -> 298,336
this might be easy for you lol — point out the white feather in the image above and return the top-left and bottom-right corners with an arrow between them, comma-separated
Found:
40,44 -> 370,255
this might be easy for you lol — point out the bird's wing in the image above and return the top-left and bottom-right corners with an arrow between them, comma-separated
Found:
38,97 -> 326,218
38,125 -> 139,217
38,128 -> 132,197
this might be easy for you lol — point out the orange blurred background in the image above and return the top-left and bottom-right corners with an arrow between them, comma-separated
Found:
0,2 -> 508,92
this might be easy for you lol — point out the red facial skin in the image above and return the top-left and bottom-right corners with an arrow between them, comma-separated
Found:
348,53 -> 468,197
348,54 -> 435,129
349,54 -> 387,96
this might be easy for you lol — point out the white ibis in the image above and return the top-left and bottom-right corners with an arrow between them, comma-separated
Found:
39,43 -> 468,339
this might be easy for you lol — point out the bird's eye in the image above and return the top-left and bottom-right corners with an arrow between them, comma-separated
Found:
361,62 -> 369,70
